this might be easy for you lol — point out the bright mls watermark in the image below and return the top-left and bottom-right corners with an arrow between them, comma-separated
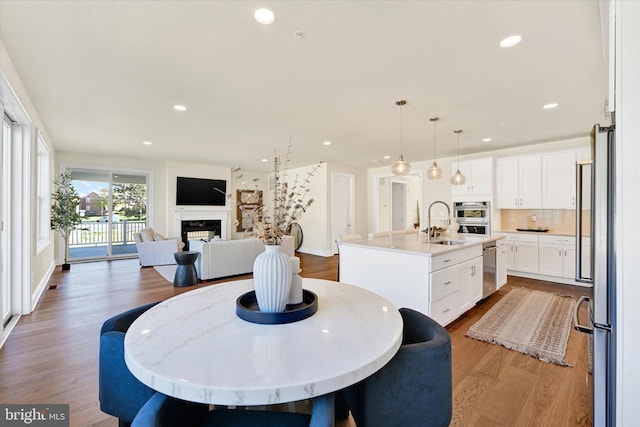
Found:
1,405 -> 69,426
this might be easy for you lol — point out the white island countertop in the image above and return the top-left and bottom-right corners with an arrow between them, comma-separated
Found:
340,233 -> 505,256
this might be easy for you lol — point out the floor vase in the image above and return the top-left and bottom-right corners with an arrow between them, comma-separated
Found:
253,244 -> 292,312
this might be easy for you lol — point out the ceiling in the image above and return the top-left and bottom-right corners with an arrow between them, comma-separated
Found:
0,0 -> 609,172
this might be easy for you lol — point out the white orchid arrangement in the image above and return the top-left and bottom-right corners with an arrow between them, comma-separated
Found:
225,142 -> 324,245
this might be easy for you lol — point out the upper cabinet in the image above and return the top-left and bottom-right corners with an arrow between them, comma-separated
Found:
496,155 -> 541,209
451,158 -> 494,201
542,149 -> 592,209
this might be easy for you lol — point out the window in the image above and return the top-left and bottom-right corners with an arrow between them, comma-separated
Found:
36,130 -> 51,252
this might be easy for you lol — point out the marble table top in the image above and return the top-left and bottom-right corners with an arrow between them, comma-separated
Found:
124,278 -> 403,405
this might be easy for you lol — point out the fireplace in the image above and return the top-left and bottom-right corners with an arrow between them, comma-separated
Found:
171,208 -> 230,250
181,220 -> 221,250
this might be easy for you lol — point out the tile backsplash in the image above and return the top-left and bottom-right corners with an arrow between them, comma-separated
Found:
500,209 -> 587,235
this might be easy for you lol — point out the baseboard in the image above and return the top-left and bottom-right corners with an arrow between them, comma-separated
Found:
506,270 -> 593,288
0,315 -> 20,349
297,248 -> 334,257
31,260 -> 56,312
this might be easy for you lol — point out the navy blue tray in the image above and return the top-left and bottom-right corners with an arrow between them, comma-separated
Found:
236,289 -> 318,324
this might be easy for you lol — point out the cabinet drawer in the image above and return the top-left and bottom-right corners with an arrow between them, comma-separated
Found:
539,235 -> 575,245
430,245 -> 482,272
431,268 -> 457,301
430,291 -> 459,326
503,233 -> 539,243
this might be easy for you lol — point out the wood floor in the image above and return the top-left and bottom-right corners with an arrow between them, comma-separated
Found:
0,254 -> 592,426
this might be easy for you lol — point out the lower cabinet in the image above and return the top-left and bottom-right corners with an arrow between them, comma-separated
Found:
497,246 -> 507,288
498,233 -> 539,273
538,235 -> 576,279
430,252 -> 483,326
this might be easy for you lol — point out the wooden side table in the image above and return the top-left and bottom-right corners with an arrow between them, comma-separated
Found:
173,251 -> 199,287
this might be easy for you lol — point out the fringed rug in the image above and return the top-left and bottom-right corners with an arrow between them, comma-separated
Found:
465,287 -> 575,366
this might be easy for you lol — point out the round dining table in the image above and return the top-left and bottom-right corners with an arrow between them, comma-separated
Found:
124,278 -> 403,406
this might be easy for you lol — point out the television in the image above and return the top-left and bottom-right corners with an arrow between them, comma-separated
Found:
176,177 -> 227,206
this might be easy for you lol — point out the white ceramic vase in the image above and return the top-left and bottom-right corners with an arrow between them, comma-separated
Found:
288,256 -> 303,305
253,244 -> 292,312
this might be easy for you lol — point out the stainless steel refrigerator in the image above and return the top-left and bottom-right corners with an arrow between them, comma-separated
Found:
574,123 -> 616,426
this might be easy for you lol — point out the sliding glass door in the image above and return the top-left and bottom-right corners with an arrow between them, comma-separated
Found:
67,168 -> 149,261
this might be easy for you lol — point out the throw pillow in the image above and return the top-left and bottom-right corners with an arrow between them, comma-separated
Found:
139,228 -> 155,242
153,232 -> 166,241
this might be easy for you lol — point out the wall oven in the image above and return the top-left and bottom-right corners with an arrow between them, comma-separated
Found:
454,201 -> 491,236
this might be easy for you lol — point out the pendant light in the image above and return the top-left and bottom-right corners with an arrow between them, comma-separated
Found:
391,100 -> 411,176
427,117 -> 442,179
451,129 -> 466,185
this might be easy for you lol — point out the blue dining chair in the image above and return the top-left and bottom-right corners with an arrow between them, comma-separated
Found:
99,302 -> 162,427
339,307 -> 452,427
132,392 -> 335,427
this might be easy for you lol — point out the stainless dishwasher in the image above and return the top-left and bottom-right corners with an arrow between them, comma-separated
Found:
482,241 -> 497,298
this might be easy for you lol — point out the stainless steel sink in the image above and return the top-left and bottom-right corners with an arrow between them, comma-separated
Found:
431,240 -> 465,246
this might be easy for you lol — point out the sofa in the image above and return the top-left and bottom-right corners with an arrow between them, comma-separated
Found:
189,236 -> 295,281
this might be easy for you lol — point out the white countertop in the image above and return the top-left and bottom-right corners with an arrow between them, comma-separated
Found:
124,278 -> 403,406
340,233 -> 505,256
496,229 -> 576,237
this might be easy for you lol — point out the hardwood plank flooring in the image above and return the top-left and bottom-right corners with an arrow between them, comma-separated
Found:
0,254 -> 591,426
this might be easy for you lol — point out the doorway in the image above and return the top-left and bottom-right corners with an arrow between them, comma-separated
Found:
331,172 -> 355,254
373,172 -> 422,233
66,168 -> 151,261
391,182 -> 407,230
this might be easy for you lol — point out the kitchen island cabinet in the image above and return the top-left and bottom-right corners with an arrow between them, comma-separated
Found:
339,234 -> 498,326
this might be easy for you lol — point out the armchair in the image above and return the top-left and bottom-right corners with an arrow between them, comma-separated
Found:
134,228 -> 183,267
99,302 -> 161,426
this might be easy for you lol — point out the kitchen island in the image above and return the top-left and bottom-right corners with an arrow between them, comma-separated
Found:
339,233 -> 505,326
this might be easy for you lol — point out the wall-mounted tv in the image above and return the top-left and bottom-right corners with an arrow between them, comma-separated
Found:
176,177 -> 227,206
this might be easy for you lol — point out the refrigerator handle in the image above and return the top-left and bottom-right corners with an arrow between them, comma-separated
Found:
575,160 -> 592,283
573,295 -> 593,334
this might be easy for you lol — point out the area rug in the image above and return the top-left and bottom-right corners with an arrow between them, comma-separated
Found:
154,265 -> 177,283
465,287 -> 575,366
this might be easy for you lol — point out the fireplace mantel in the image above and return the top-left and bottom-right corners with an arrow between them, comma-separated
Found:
171,208 -> 231,240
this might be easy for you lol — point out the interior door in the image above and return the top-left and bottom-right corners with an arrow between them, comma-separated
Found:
391,182 -> 406,230
331,173 -> 354,253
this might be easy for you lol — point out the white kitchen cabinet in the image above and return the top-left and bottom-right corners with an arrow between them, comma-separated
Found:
539,235 -> 578,279
542,151 -> 577,209
497,240 -> 514,270
500,233 -> 539,273
430,254 -> 483,325
496,155 -> 541,209
451,158 -> 494,201
497,245 -> 507,288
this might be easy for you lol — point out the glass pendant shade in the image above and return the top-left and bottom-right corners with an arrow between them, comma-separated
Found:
451,129 -> 466,185
428,161 -> 442,179
428,117 -> 442,180
391,154 -> 411,176
391,100 -> 410,176
451,169 -> 466,185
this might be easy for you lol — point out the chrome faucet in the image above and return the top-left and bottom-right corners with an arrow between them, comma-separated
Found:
426,200 -> 451,241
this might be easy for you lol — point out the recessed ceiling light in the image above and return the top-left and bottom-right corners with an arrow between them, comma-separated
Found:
173,105 -> 187,111
499,35 -> 522,48
261,158 -> 269,163
482,138 -> 492,142
142,141 -> 152,145
322,141 -> 332,146
383,155 -> 391,160
254,8 -> 276,25
543,102 -> 559,109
